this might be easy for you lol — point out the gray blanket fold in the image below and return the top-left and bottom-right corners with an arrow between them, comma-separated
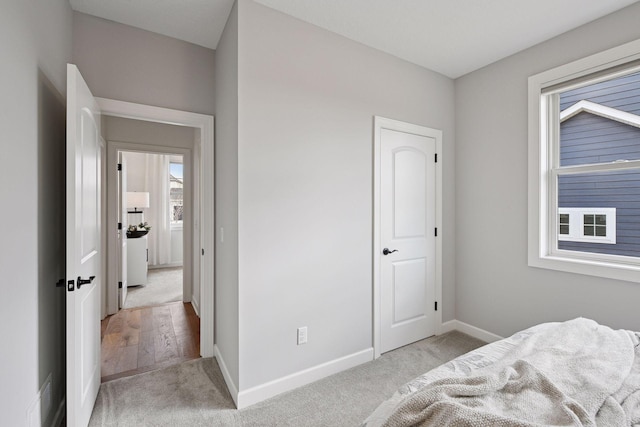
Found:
380,318 -> 637,427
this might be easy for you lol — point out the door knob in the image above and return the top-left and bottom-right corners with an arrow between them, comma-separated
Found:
382,248 -> 398,255
77,275 -> 95,289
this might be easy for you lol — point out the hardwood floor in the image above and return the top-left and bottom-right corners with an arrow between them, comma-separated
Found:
100,301 -> 200,382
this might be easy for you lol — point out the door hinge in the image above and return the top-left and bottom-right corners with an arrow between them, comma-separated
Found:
118,281 -> 122,289
117,163 -> 122,171
118,222 -> 122,230
435,153 -> 438,163
67,279 -> 75,292
435,228 -> 438,237
435,301 -> 438,311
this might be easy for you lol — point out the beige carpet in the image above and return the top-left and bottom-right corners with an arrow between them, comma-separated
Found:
89,331 -> 486,426
123,267 -> 183,309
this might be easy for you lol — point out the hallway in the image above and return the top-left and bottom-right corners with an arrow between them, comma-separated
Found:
100,302 -> 200,382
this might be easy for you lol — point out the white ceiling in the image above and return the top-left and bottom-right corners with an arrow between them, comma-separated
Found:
69,0 -> 639,79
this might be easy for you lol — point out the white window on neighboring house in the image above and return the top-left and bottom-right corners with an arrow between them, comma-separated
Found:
558,208 -> 616,244
559,213 -> 570,236
528,38 -> 640,283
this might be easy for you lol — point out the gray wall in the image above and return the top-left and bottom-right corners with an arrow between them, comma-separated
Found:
214,1 -> 240,388
455,1 -> 640,338
73,12 -> 216,115
237,0 -> 455,390
0,0 -> 72,425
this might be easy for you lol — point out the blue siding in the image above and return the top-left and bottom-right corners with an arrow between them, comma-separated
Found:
560,71 -> 640,114
558,171 -> 640,257
560,113 -> 640,166
559,72 -> 640,258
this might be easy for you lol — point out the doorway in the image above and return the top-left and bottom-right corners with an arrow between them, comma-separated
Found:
372,116 -> 443,358
120,151 -> 185,310
103,120 -> 199,381
98,97 -> 215,359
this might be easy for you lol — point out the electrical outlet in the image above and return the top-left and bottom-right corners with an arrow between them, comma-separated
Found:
297,327 -> 307,345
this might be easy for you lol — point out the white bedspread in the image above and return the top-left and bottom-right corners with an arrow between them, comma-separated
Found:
363,318 -> 640,427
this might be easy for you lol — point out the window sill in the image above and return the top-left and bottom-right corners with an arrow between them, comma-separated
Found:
529,252 -> 640,284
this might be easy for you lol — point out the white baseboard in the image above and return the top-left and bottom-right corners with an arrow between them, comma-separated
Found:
51,397 -> 65,427
440,320 -> 503,343
148,262 -> 183,269
216,322 -> 498,411
439,319 -> 457,335
214,345 -> 239,407
237,348 -> 374,409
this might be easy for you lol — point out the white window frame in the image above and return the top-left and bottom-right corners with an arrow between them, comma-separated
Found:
528,38 -> 640,283
169,161 -> 184,230
558,208 -> 616,244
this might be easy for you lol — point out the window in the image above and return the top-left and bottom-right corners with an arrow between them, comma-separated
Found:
169,162 -> 183,226
584,214 -> 605,237
559,213 -> 570,235
528,38 -> 640,283
585,215 -> 600,237
558,208 -> 616,244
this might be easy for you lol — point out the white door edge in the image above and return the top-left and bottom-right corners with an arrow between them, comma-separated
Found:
373,116 -> 443,359
99,97 -> 215,358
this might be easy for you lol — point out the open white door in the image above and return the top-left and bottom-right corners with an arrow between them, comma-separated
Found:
376,118 -> 440,354
66,64 -> 102,427
118,153 -> 128,307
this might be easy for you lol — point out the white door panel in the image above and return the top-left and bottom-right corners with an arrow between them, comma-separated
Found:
67,64 -> 101,427
380,126 -> 436,354
393,149 -> 427,238
80,286 -> 99,390
392,258 -> 428,324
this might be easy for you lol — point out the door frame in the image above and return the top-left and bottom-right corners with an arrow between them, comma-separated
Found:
107,142 -> 193,305
117,151 -> 128,308
99,97 -> 215,357
373,116 -> 443,359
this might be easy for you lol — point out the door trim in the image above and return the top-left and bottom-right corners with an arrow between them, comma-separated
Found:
107,142 -> 193,305
373,116 -> 442,359
98,97 -> 215,358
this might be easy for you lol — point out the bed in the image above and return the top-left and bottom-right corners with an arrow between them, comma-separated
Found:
362,318 -> 640,426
